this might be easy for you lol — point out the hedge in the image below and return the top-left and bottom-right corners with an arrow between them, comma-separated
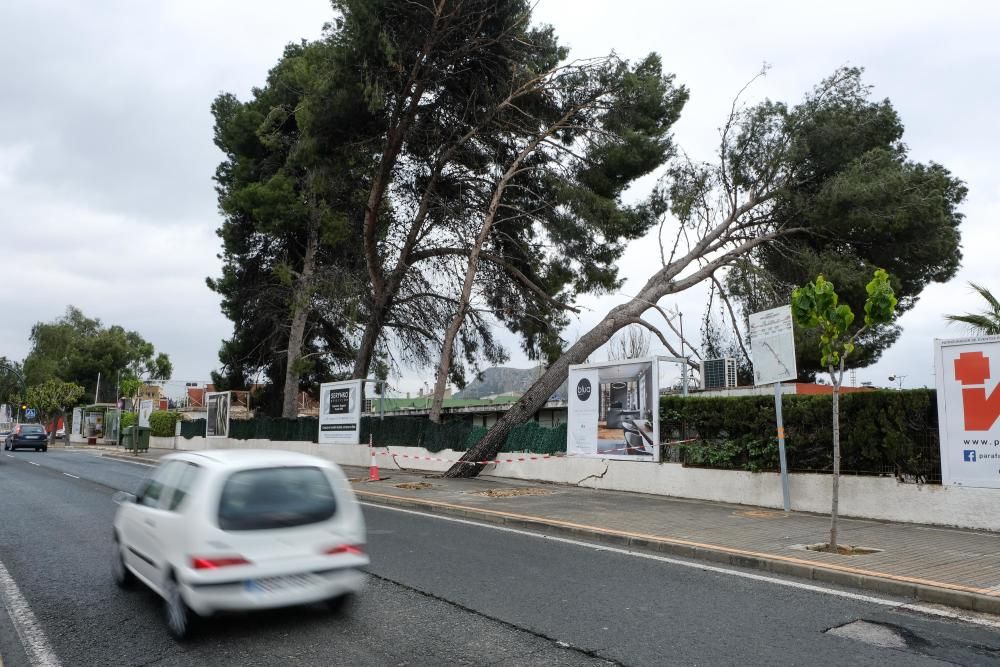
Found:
148,411 -> 180,438
178,414 -> 567,456
661,389 -> 940,482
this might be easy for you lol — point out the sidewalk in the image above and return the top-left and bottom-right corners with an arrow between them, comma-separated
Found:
78,445 -> 1000,615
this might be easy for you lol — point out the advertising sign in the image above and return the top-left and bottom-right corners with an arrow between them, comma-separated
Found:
567,367 -> 600,457
749,306 -> 798,385
138,400 -> 153,428
935,336 -> 1000,488
71,408 -> 83,437
319,380 -> 363,444
567,359 -> 660,461
205,391 -> 231,438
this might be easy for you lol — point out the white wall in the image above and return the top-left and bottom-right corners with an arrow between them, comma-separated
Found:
173,438 -> 999,532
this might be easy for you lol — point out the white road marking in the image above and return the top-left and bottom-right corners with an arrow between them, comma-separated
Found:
62,473 -> 79,479
0,559 -> 62,666
360,502 -> 1000,631
4,454 -> 11,458
100,457 -> 156,468
28,462 -> 39,466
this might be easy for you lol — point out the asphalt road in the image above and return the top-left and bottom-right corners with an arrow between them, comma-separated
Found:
2,449 -> 999,666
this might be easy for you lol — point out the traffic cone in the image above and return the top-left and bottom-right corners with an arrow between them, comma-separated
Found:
368,436 -> 380,482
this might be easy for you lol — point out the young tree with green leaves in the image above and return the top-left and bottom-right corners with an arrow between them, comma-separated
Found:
23,307 -> 171,402
0,358 -> 26,409
791,269 -> 897,552
26,379 -> 85,446
944,283 -> 1000,336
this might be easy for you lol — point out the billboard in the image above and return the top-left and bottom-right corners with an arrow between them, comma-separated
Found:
319,380 -> 363,445
567,359 -> 660,461
205,391 -> 231,438
71,408 -> 83,437
749,306 -> 797,385
138,400 -> 153,428
935,336 -> 1000,488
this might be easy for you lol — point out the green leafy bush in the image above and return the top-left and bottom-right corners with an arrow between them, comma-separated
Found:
662,389 -> 939,481
148,411 -> 180,438
120,412 -> 137,430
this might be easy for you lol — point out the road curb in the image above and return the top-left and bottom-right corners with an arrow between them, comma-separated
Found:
354,488 -> 1000,616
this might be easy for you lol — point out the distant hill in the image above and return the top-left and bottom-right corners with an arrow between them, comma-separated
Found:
454,366 -> 568,401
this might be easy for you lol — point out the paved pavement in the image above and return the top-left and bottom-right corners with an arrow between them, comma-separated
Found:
3,449 -> 1000,666
70,444 -> 1000,615
0,450 -> 612,666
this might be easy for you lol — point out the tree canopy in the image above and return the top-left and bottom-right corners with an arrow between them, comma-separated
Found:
23,307 -> 172,403
724,68 -> 965,378
209,40 -> 362,416
211,0 -> 687,413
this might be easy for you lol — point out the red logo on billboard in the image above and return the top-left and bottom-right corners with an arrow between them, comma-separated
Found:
954,351 -> 1000,431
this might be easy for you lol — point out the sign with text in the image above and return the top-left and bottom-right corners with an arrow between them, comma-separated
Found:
749,305 -> 798,385
319,380 -> 363,445
935,336 -> 1000,488
567,359 -> 661,461
567,367 -> 600,458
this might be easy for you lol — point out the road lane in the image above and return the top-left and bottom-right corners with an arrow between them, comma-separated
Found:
0,453 -> 609,666
4,452 -> 1000,665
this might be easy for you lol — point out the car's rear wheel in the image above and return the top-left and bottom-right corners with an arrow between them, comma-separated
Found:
111,539 -> 136,589
325,592 -> 355,615
164,575 -> 196,639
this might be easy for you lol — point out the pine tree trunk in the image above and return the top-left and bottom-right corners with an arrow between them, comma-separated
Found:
429,320 -> 461,423
351,315 -> 381,381
444,302 -> 645,477
281,225 -> 319,419
829,363 -> 842,552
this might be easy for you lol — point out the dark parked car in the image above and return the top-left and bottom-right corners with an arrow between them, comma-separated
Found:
5,424 -> 49,452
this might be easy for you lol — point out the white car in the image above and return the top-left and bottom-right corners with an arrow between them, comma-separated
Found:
111,450 -> 368,638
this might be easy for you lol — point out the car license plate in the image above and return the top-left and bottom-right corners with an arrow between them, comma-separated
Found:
245,573 -> 318,593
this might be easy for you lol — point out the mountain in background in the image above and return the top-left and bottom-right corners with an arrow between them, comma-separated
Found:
453,366 -> 568,401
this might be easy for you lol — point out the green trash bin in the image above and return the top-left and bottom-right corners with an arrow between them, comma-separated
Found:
136,426 -> 151,452
122,426 -> 150,452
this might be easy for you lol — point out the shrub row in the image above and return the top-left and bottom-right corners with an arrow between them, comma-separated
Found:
661,389 -> 940,482
148,411 -> 180,438
174,389 -> 939,481
178,414 -> 567,456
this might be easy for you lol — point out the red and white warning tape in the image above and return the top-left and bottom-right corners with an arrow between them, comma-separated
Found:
377,438 -> 699,467
379,451 -> 557,466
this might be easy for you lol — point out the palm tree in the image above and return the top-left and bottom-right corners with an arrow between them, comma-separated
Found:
945,283 -> 1000,335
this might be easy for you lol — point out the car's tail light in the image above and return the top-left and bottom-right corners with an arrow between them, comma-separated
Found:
190,556 -> 251,569
323,544 -> 364,556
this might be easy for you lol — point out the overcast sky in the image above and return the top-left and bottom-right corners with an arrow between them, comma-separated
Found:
1,0 -> 996,396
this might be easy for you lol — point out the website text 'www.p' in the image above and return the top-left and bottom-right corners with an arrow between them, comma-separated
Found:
963,439 -> 1000,446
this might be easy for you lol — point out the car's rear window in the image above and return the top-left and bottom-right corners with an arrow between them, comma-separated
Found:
217,466 -> 337,531
20,425 -> 44,434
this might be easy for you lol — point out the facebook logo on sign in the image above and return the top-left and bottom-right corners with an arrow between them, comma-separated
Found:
963,450 -> 977,462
